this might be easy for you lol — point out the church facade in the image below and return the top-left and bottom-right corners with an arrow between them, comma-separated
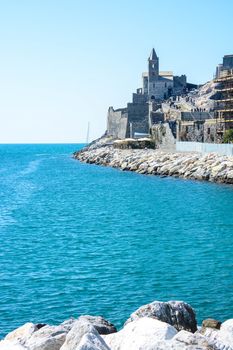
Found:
107,49 -> 189,139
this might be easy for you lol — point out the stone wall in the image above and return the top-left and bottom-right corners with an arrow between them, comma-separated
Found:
177,118 -> 224,143
151,122 -> 176,150
127,102 -> 149,137
173,75 -> 187,95
176,141 -> 233,156
148,79 -> 173,100
107,107 -> 128,139
178,120 -> 205,142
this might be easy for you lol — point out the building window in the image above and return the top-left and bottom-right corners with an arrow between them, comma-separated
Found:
153,83 -> 155,88
165,83 -> 167,88
208,128 -> 210,134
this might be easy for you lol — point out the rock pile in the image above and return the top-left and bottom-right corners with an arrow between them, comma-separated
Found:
1,300 -> 232,350
74,146 -> 233,184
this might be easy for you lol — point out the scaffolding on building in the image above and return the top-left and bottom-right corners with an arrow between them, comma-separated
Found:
214,68 -> 233,135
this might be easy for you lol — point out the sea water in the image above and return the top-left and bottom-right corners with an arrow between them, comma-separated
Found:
0,144 -> 233,337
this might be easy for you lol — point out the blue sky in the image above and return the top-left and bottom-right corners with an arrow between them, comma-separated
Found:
0,0 -> 232,143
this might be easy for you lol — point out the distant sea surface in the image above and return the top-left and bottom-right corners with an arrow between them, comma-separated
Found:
0,144 -> 233,337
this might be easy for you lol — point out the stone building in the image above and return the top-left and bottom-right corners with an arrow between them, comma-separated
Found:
107,49 -> 190,139
176,111 -> 217,143
214,55 -> 233,138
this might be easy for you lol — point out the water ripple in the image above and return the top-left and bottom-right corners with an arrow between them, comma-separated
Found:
0,144 -> 233,337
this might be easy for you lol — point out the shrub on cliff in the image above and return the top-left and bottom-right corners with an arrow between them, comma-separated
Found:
223,129 -> 233,143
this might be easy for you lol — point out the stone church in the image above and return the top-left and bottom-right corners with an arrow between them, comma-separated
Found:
107,49 -> 189,139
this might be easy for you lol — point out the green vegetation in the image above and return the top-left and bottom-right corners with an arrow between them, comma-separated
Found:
223,129 -> 233,143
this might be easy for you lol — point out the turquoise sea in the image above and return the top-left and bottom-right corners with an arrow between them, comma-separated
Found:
0,144 -> 233,337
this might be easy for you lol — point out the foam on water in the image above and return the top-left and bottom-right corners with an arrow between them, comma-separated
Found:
18,159 -> 42,176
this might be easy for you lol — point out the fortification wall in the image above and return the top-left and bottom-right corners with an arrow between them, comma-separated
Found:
127,103 -> 149,137
107,107 -> 128,139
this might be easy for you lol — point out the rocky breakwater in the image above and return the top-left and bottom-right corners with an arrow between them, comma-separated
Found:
1,300 -> 233,350
74,145 -> 233,184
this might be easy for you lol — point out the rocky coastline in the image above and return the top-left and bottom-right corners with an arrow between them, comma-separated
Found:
1,300 -> 232,350
73,141 -> 233,185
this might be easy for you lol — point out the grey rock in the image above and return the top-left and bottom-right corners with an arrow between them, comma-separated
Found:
5,323 -> 41,345
125,300 -> 197,333
77,316 -> 117,335
60,320 -> 99,350
76,332 -> 110,350
25,324 -> 68,350
171,330 -> 211,349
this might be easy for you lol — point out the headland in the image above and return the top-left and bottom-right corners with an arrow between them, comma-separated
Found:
74,136 -> 233,185
75,49 -> 233,185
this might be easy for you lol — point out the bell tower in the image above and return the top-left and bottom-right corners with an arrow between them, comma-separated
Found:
148,48 -> 159,99
148,48 -> 159,79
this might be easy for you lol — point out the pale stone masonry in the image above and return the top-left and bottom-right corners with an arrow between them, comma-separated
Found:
107,49 -> 195,139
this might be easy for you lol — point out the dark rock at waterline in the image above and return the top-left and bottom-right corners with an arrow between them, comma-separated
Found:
125,300 -> 197,333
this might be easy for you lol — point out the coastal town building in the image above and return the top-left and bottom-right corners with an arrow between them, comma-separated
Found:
176,55 -> 233,144
107,51 -> 233,146
214,55 -> 233,137
107,49 -> 194,139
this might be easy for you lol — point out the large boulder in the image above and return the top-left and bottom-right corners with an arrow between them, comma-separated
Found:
4,323 -> 45,345
77,316 -> 117,335
76,332 -> 110,350
125,300 -> 197,333
103,317 -> 177,350
60,320 -> 99,350
171,330 -> 211,349
0,340 -> 26,350
25,324 -> 68,350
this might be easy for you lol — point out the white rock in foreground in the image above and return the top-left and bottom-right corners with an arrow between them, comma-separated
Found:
103,317 -> 177,350
206,318 -> 233,350
5,322 -> 39,345
76,332 -> 110,350
61,319 -> 109,350
0,340 -> 26,350
25,324 -> 67,350
171,330 -> 210,349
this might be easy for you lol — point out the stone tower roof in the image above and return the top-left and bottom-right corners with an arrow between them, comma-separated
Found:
149,48 -> 158,61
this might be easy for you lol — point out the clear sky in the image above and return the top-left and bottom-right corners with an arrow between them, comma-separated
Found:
0,0 -> 232,143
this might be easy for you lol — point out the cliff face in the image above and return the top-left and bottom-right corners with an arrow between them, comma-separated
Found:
161,80 -> 218,118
